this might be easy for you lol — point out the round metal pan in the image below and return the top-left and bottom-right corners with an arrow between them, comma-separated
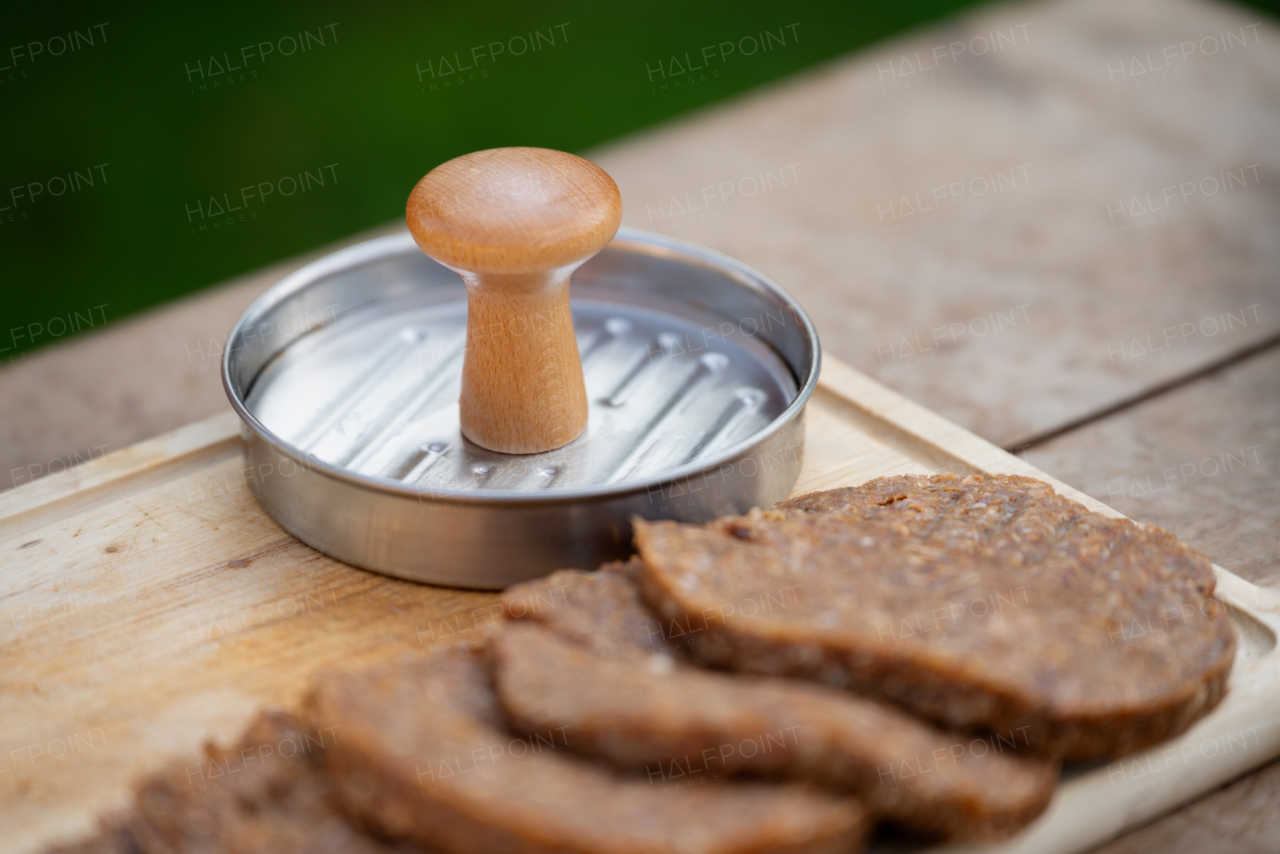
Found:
222,227 -> 820,589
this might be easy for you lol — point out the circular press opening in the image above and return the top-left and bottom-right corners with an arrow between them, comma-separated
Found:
245,294 -> 799,493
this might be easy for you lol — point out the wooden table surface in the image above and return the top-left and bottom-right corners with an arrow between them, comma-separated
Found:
2,0 -> 1277,849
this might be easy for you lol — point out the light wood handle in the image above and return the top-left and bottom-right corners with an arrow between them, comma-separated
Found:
406,147 -> 622,454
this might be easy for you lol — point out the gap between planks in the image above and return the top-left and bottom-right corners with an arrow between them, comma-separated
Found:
1005,332 -> 1280,454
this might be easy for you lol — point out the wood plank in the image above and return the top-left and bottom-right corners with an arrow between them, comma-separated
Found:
1026,347 -> 1280,593
0,222 -> 401,497
591,0 -> 1280,447
3,356 -> 1278,854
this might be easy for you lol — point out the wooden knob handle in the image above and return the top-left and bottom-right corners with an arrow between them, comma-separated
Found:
406,147 -> 622,454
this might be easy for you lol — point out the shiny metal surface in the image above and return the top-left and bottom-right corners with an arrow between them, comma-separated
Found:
223,228 -> 820,588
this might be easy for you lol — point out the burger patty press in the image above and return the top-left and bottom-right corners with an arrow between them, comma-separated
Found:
222,148 -> 820,589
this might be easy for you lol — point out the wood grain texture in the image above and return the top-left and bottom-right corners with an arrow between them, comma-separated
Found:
2,356 -> 1279,854
0,220 -> 403,495
1090,756 -> 1280,854
457,277 -> 589,453
589,0 -> 1280,447
1026,348 -> 1280,592
406,148 -> 622,275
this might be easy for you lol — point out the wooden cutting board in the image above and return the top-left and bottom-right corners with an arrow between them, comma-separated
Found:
2,356 -> 1277,854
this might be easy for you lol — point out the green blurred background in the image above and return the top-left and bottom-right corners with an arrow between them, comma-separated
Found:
2,0 -> 1275,359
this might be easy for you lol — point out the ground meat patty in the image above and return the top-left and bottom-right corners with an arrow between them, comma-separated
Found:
501,560 -> 711,659
304,644 -> 869,854
492,621 -> 1056,841
634,474 -> 1237,760
46,711 -> 421,854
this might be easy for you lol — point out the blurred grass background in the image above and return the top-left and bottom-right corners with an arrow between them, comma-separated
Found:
1,0 -> 1274,358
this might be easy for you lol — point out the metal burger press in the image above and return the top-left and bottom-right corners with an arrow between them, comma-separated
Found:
222,148 -> 820,589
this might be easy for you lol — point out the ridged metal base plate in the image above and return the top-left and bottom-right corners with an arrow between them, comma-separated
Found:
247,298 -> 795,493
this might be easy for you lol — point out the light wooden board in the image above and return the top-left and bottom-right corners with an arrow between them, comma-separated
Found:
1092,756 -> 1280,854
1,356 -> 1277,854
